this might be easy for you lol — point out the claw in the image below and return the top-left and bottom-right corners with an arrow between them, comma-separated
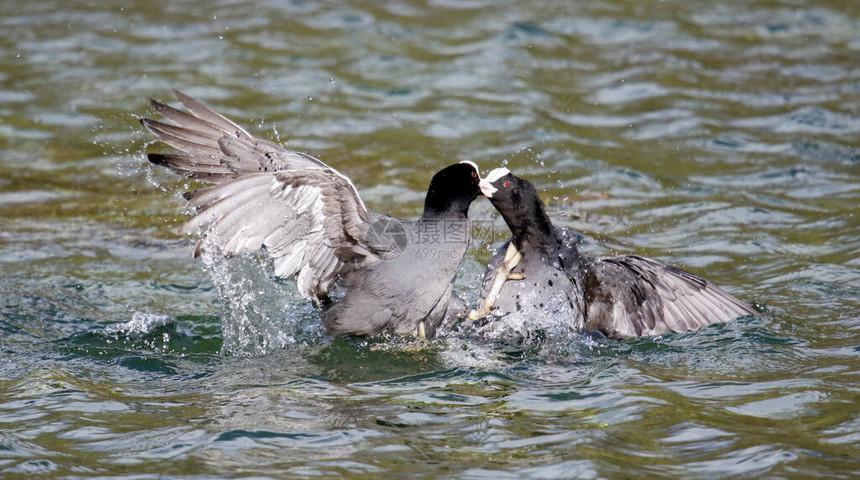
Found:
470,243 -> 525,321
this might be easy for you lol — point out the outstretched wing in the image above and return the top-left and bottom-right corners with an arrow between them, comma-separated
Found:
140,89 -> 336,181
584,255 -> 756,338
141,90 -> 381,302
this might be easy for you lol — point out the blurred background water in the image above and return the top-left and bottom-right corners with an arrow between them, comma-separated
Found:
1,0 -> 858,478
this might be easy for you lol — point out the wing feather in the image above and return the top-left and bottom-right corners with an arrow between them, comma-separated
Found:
176,170 -> 377,301
141,91 -> 380,302
171,89 -> 255,138
148,153 -> 234,178
141,90 -> 335,182
140,119 -> 221,158
585,255 -> 756,338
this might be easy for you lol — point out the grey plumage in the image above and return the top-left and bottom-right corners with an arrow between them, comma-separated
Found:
141,90 -> 481,338
323,217 -> 471,338
477,234 -> 586,333
581,254 -> 756,338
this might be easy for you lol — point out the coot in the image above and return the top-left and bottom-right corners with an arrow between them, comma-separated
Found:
140,90 -> 481,339
471,167 -> 757,339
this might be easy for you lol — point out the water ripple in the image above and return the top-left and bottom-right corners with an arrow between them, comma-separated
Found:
1,0 -> 858,478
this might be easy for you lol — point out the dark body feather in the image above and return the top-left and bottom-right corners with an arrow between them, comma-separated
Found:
477,169 -> 757,339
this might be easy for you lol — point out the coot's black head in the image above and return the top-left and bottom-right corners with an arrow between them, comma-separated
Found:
422,161 -> 481,218
479,167 -> 554,244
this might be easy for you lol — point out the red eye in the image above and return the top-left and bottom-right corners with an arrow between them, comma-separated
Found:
471,171 -> 477,179
503,181 -> 511,188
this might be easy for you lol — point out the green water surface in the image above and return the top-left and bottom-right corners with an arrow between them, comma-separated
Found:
1,0 -> 858,478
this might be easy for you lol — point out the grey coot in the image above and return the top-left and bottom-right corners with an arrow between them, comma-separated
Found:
140,90 -> 481,339
470,167 -> 757,339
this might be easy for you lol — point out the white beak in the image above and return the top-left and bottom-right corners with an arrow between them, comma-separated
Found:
479,179 -> 496,198
479,167 -> 510,198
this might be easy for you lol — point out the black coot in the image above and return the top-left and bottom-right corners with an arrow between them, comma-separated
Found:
140,90 -> 481,339
471,167 -> 757,339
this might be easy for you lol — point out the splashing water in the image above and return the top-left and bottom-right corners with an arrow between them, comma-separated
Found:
198,243 -> 326,356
